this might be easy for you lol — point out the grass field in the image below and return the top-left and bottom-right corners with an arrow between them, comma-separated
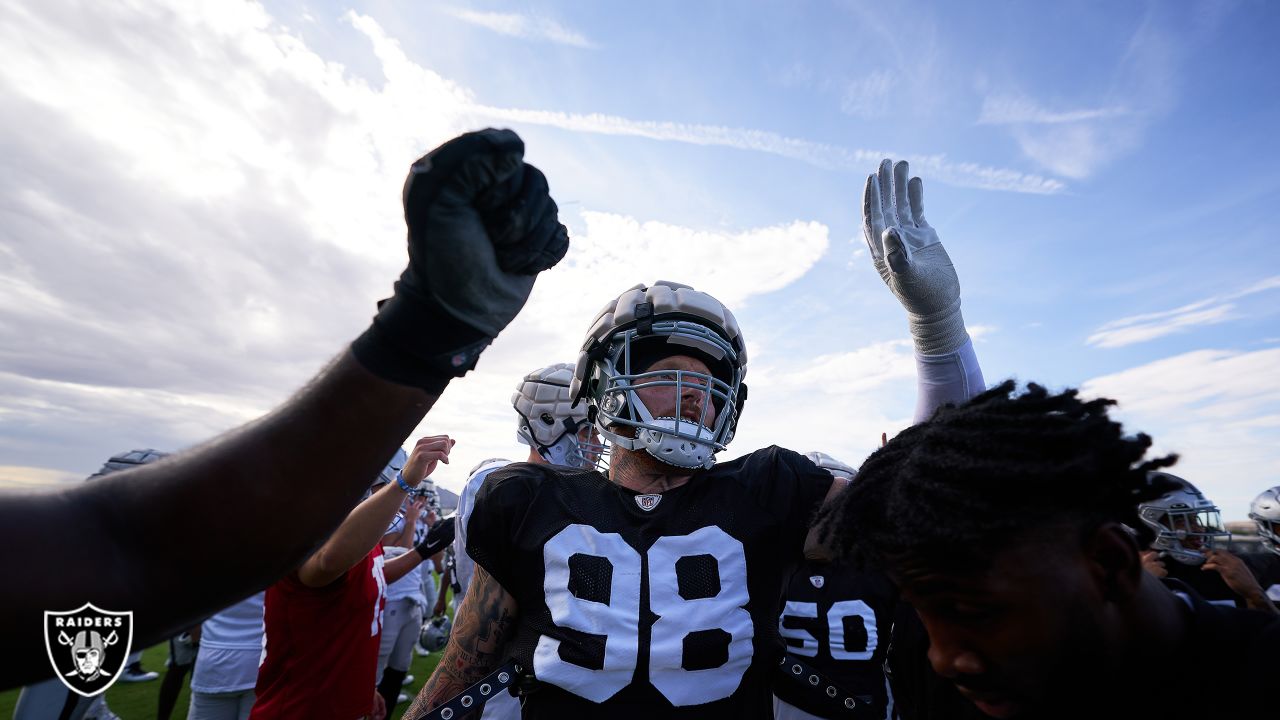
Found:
0,640 -> 444,719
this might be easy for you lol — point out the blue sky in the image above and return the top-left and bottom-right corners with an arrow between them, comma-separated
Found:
1,0 -> 1277,519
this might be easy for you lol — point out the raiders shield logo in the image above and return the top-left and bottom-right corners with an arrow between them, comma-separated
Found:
44,603 -> 134,697
809,575 -> 825,589
635,493 -> 662,512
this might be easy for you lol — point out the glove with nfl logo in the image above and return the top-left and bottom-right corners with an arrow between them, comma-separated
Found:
863,159 -> 968,356
353,128 -> 570,393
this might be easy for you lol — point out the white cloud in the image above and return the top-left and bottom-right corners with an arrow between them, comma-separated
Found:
0,466 -> 82,489
444,8 -> 595,48
0,0 -> 844,484
978,95 -> 1128,125
840,70 -> 895,118
728,339 -> 918,469
1087,275 -> 1280,348
979,14 -> 1181,179
1082,348 -> 1280,517
475,105 -> 1067,195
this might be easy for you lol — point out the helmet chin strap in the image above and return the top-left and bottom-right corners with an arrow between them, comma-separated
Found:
535,434 -> 589,469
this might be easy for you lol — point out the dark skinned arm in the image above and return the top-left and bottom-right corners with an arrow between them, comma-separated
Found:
0,351 -> 437,687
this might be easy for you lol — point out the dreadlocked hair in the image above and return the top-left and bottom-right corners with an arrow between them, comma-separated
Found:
816,380 -> 1178,570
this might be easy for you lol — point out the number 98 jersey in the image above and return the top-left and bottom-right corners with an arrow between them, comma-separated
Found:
467,446 -> 833,719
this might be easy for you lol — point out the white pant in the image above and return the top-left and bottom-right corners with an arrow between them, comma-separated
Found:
377,597 -> 424,677
188,689 -> 256,720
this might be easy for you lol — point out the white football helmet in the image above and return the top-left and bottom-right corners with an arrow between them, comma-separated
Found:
1137,472 -> 1231,566
570,281 -> 747,470
803,451 -> 858,481
420,615 -> 452,653
1249,486 -> 1280,556
513,363 -> 607,470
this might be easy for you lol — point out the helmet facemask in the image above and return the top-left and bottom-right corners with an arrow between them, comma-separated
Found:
589,319 -> 744,470
1138,504 -> 1231,566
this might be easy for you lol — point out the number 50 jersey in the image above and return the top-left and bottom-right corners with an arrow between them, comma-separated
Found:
467,446 -> 834,719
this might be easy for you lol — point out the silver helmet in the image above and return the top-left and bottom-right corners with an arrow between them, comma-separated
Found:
803,451 -> 858,481
1136,472 -> 1231,566
89,448 -> 170,478
570,281 -> 747,470
420,614 -> 452,653
512,363 -> 607,470
1248,486 -> 1280,556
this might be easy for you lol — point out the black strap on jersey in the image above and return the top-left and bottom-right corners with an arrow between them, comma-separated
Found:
777,653 -> 874,718
408,660 -> 523,720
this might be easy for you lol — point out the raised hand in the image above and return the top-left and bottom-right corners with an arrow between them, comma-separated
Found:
863,159 -> 968,355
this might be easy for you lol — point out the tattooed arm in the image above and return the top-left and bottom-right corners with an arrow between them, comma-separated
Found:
406,564 -> 519,717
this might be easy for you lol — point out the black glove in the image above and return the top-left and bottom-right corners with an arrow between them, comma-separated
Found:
352,128 -> 569,393
414,515 -> 456,560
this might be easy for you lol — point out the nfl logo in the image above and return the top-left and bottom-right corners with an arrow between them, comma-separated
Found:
635,494 -> 662,512
44,603 -> 134,697
809,575 -> 825,589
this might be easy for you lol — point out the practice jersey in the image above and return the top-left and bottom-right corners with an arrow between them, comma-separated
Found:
251,547 -> 386,719
775,561 -> 898,719
467,446 -> 833,719
454,458 -> 513,604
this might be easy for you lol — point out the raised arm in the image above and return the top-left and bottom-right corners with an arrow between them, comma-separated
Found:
863,159 -> 985,421
407,564 -> 520,717
0,129 -> 568,688
298,436 -> 453,587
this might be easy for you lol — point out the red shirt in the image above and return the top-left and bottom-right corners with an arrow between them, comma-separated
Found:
250,546 -> 387,719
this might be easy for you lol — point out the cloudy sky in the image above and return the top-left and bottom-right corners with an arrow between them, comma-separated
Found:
1,0 -> 1277,519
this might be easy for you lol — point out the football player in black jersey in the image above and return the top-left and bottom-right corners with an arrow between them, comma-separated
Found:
775,452 -> 900,720
817,382 -> 1279,719
410,158 -> 987,719
1136,473 -> 1278,614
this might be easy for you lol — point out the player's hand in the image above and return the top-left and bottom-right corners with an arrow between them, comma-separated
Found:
1202,549 -> 1265,598
1140,550 -> 1167,578
406,496 -> 427,517
416,515 -> 456,560
863,159 -> 967,355
352,128 -> 570,392
371,690 -> 387,720
402,435 -> 455,486
433,594 -> 448,618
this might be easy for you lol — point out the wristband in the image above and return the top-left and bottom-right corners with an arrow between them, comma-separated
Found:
396,471 -> 414,493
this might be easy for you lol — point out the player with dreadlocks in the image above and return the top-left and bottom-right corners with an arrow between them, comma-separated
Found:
817,381 -> 1278,719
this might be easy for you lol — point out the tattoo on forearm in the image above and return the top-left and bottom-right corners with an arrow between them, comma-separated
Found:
407,566 -> 517,718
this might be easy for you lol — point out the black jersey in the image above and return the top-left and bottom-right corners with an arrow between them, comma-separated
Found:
1161,550 -> 1277,609
774,561 -> 898,719
1242,551 -> 1280,606
466,446 -> 833,719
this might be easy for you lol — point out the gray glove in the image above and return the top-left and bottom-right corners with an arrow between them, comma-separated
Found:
862,159 -> 968,356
